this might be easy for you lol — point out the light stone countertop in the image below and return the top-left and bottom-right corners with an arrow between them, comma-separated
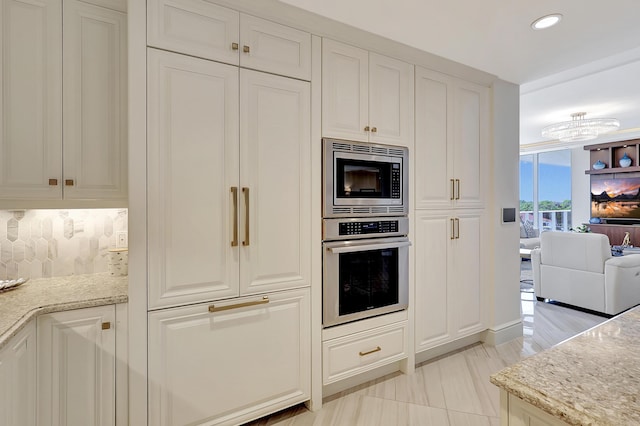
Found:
490,306 -> 640,425
0,273 -> 128,351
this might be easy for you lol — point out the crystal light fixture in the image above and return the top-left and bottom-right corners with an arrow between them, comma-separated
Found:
541,112 -> 620,142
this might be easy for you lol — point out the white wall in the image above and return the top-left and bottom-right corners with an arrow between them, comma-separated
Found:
571,147 -> 591,227
487,79 -> 522,343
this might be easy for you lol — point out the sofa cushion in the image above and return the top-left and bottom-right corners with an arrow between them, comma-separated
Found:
540,231 -> 612,274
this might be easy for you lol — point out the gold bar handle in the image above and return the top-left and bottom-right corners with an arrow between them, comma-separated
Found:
371,127 -> 377,133
455,179 -> 460,200
242,187 -> 250,246
364,126 -> 370,132
101,322 -> 111,330
243,45 -> 250,53
209,296 -> 268,313
455,218 -> 460,239
359,346 -> 381,356
450,179 -> 455,200
65,179 -> 74,186
450,218 -> 455,240
231,42 -> 239,50
231,187 -> 238,247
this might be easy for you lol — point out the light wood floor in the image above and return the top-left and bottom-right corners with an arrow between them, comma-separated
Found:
247,262 -> 606,425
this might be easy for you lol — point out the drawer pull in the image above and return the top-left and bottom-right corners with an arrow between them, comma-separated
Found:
208,296 -> 269,313
359,346 -> 381,356
101,322 -> 111,330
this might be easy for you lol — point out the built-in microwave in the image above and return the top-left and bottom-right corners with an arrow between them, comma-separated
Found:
323,138 -> 408,218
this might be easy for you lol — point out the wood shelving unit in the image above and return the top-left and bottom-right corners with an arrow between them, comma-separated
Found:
584,139 -> 640,174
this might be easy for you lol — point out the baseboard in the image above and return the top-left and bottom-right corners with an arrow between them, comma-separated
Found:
415,332 -> 485,365
483,320 -> 523,346
322,361 -> 402,398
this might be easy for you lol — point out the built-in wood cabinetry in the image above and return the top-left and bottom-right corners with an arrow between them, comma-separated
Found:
0,0 -> 127,202
37,304 -> 127,426
322,38 -> 414,147
501,391 -> 567,426
0,321 -> 36,426
585,139 -> 640,174
147,0 -> 311,80
414,211 -> 484,353
148,288 -> 310,426
414,67 -> 488,209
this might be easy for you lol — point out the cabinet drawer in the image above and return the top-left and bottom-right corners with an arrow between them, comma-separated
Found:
323,321 -> 407,385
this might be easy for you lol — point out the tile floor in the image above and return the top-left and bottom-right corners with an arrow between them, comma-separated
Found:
247,260 -> 606,425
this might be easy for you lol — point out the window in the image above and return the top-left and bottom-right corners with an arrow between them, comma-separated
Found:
520,150 -> 572,231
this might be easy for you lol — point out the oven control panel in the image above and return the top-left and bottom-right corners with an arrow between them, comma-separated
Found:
324,216 -> 409,240
339,220 -> 398,236
391,164 -> 401,198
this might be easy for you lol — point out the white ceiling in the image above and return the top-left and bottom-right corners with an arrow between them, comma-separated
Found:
278,0 -> 640,148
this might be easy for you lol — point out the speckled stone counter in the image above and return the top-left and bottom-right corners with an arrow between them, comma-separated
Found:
491,306 -> 640,425
0,273 -> 128,351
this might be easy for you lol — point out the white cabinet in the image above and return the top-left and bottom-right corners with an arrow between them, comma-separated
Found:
0,0 -> 127,202
0,321 -> 37,426
506,392 -> 567,426
0,0 -> 62,200
147,49 -> 311,309
37,305 -> 119,426
148,288 -> 311,426
147,0 -> 311,80
414,211 -> 484,353
63,0 -> 127,200
414,66 -> 488,209
322,38 -> 414,146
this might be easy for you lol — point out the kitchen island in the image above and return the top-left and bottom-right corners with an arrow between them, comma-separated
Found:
0,273 -> 128,350
490,305 -> 640,425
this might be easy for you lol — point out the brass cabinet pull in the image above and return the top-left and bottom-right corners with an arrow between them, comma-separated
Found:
243,45 -> 250,53
455,179 -> 460,200
371,127 -> 377,133
208,296 -> 269,313
101,322 -> 111,330
242,187 -> 250,246
450,179 -> 455,200
359,346 -> 381,356
455,218 -> 460,239
364,126 -> 370,132
450,218 -> 455,240
65,179 -> 74,186
231,42 -> 239,50
231,187 -> 238,247
49,178 -> 58,186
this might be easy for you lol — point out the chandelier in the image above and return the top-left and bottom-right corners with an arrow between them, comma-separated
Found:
541,112 -> 620,142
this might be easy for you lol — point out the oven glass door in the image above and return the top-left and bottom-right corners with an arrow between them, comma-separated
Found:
338,246 -> 399,315
323,237 -> 409,327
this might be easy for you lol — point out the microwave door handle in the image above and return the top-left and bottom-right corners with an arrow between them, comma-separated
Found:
328,241 -> 411,254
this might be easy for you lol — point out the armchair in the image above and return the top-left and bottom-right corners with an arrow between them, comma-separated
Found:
532,231 -> 640,315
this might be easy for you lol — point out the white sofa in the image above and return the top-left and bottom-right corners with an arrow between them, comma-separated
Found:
532,231 -> 640,315
519,221 -> 540,250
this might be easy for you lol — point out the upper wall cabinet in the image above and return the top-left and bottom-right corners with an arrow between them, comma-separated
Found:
0,0 -> 127,202
322,38 -> 414,147
414,66 -> 489,209
147,0 -> 311,80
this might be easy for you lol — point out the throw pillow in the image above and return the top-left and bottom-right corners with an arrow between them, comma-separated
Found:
520,222 -> 528,238
523,221 -> 535,238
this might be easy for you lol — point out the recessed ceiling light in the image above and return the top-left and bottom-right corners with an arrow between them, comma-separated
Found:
531,14 -> 562,30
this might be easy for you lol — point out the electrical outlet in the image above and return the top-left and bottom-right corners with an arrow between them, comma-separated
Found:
116,231 -> 128,248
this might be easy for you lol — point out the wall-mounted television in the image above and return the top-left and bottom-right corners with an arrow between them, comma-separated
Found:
591,177 -> 640,221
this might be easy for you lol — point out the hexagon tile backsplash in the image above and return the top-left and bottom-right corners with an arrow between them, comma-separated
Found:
0,209 -> 128,280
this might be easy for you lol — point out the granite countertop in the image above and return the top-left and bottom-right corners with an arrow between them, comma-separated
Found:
490,306 -> 640,425
0,273 -> 128,351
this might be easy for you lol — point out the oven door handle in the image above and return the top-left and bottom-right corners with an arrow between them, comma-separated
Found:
328,241 -> 411,254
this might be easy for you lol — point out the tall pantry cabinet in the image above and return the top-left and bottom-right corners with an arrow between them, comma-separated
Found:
413,66 -> 489,354
145,0 -> 312,424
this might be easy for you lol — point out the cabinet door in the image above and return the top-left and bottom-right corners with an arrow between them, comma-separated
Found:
322,39 -> 369,142
37,305 -> 116,426
414,67 -> 453,209
147,0 -> 239,65
450,213 -> 484,336
147,49 -> 240,309
0,321 -> 36,426
239,70 -> 311,295
452,80 -> 488,208
414,213 -> 452,352
0,0 -> 61,200
148,288 -> 310,426
63,0 -> 127,200
368,53 -> 413,147
239,14 -> 311,80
